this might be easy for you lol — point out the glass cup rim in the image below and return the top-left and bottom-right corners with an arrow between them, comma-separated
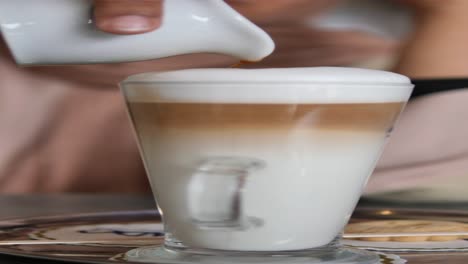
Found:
121,80 -> 414,88
120,67 -> 413,89
120,82 -> 414,105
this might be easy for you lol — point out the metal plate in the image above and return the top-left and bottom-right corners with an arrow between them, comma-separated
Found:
0,208 -> 467,263
0,210 -> 161,264
347,207 -> 468,252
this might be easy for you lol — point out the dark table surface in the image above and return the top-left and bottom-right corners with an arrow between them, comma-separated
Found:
0,194 -> 468,264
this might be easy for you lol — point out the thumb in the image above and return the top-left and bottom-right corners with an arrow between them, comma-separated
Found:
93,0 -> 163,35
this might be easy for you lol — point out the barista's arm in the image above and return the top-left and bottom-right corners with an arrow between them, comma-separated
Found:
394,0 -> 468,78
366,1 -> 468,198
394,1 -> 468,99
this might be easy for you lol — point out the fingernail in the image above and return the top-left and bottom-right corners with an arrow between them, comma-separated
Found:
97,15 -> 161,35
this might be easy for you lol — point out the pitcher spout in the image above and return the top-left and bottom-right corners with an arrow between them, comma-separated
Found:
217,17 -> 275,62
192,1 -> 275,62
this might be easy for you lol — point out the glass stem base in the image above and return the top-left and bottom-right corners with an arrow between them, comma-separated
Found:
125,245 -> 382,264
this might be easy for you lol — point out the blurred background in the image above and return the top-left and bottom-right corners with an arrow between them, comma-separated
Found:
1,0 -> 467,204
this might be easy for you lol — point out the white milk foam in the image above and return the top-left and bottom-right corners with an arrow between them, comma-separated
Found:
123,67 -> 413,104
123,68 -> 413,251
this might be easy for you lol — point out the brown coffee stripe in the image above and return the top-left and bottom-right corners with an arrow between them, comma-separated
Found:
128,102 -> 404,131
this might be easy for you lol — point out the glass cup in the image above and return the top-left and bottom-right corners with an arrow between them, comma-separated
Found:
120,67 -> 413,264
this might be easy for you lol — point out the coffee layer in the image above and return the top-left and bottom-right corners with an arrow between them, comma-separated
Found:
128,102 -> 404,131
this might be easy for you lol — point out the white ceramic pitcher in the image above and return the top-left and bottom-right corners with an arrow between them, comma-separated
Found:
0,0 -> 275,65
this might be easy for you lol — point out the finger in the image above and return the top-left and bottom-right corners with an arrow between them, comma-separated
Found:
94,0 -> 163,35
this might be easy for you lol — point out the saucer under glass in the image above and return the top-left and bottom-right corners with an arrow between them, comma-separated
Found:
125,236 -> 381,264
